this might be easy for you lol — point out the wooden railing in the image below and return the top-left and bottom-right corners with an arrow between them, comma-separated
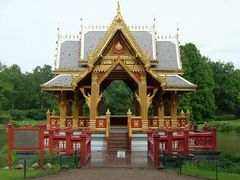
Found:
44,128 -> 92,166
78,116 -> 90,129
131,116 -> 142,129
96,116 -> 107,129
148,116 -> 159,128
147,125 -> 217,165
48,114 -> 90,129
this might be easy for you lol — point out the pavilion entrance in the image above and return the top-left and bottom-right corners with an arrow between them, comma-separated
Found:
99,72 -> 138,129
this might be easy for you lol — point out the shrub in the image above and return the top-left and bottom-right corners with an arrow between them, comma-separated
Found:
218,122 -> 234,133
0,111 -> 12,124
25,109 -> 45,120
8,110 -> 26,120
235,126 -> 240,133
215,114 -> 236,121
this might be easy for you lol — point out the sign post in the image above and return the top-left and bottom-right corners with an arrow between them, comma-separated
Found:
24,152 -> 27,179
8,122 -> 45,171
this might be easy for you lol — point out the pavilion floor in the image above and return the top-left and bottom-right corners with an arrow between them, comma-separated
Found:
88,151 -> 153,168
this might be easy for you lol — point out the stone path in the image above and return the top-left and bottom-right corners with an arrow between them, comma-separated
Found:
33,167 -> 204,180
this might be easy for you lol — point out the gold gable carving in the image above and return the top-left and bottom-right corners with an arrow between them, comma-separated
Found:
87,9 -> 151,69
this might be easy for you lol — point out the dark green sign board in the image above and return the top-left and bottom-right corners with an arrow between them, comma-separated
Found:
14,130 -> 39,148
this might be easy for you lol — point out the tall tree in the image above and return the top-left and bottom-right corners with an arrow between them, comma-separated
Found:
209,61 -> 240,116
179,43 -> 215,121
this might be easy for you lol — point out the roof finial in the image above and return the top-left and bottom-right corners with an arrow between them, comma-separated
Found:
57,22 -> 60,40
80,18 -> 83,31
176,22 -> 180,41
117,1 -> 121,15
54,23 -> 60,70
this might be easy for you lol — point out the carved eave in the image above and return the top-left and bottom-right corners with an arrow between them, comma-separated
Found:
87,11 -> 151,69
156,69 -> 184,75
146,69 -> 166,86
41,85 -> 73,91
71,69 -> 91,89
162,86 -> 197,92
53,68 -> 88,74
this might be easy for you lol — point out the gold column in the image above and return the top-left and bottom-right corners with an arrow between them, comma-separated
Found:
90,73 -> 99,130
106,109 -> 111,139
73,90 -> 79,129
158,93 -> 164,128
46,109 -> 51,129
186,110 -> 191,128
59,91 -> 67,129
171,91 -> 177,128
127,109 -> 132,139
139,72 -> 148,130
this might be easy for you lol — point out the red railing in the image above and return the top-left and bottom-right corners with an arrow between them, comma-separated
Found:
50,117 -> 60,128
148,116 -> 158,128
43,128 -> 92,165
131,116 -> 142,129
8,123 -> 92,166
148,126 -> 217,165
96,116 -> 107,129
48,116 -> 90,129
78,116 -> 89,129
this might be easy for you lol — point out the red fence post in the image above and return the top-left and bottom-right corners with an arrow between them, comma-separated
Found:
193,122 -> 198,132
39,123 -> 45,168
86,130 -> 92,158
48,128 -> 54,152
66,128 -> 73,155
211,126 -> 217,151
147,131 -> 153,156
80,131 -> 87,166
152,132 -> 160,166
166,129 -> 173,155
183,128 -> 189,155
8,122 -> 13,169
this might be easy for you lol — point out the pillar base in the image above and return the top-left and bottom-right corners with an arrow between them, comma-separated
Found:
142,120 -> 149,130
60,119 -> 65,129
89,120 -> 96,130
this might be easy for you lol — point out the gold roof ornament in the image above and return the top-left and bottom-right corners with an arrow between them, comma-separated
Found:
117,1 -> 121,15
87,1 -> 151,69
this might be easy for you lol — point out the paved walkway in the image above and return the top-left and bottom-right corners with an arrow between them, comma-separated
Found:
34,167 -> 203,180
34,151 -> 203,180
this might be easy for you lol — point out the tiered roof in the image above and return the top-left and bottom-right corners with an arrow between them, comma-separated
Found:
42,5 -> 196,92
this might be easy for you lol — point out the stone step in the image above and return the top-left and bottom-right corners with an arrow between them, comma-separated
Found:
108,147 -> 130,152
109,143 -> 129,148
109,138 -> 128,141
109,133 -> 128,137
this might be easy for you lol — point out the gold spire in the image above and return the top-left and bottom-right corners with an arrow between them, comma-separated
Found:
117,1 -> 120,15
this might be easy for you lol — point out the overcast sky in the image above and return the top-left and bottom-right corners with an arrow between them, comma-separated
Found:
0,0 -> 239,72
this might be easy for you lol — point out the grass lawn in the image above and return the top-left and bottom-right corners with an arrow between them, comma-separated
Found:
0,167 -> 59,180
217,132 -> 240,154
182,165 -> 240,180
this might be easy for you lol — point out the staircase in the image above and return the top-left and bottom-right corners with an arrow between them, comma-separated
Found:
108,128 -> 131,154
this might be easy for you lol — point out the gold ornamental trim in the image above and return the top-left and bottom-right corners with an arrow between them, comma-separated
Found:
87,5 -> 151,68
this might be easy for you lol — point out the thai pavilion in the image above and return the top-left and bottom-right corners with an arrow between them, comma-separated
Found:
41,4 -> 196,151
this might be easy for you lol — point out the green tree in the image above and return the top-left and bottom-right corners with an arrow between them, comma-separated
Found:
209,62 -> 238,115
179,43 -> 215,121
101,80 -> 133,115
